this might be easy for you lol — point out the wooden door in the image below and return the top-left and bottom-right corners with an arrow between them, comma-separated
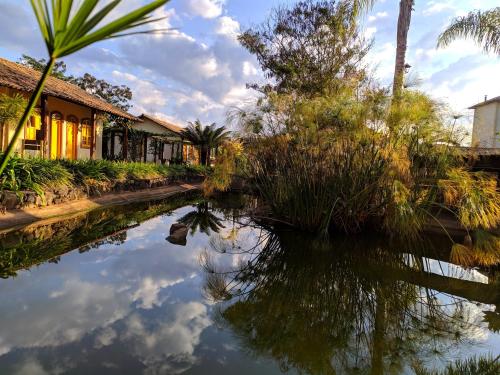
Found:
50,113 -> 62,159
66,116 -> 78,160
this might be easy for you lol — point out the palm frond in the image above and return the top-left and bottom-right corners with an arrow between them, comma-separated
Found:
437,7 -> 500,55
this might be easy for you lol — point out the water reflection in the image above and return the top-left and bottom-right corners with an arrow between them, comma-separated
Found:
0,195 -> 498,374
203,231 -> 500,374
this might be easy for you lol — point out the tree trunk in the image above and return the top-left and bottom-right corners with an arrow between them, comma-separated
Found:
392,0 -> 414,98
200,145 -> 208,166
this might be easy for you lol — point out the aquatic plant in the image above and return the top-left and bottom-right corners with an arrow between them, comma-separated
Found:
203,140 -> 245,196
414,355 -> 500,375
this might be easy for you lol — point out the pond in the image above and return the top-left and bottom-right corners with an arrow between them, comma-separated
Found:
0,193 -> 498,374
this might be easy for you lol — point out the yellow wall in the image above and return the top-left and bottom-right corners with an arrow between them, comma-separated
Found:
0,86 -> 104,159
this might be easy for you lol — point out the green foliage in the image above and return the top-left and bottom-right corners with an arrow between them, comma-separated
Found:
0,0 -> 169,176
438,7 -> 500,55
0,154 -> 72,196
244,89 -> 500,242
0,156 -> 208,197
238,0 -> 370,96
0,94 -> 28,126
203,140 -> 244,196
19,54 -> 71,81
181,120 -> 231,166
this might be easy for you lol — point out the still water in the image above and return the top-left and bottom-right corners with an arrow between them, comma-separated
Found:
0,193 -> 498,374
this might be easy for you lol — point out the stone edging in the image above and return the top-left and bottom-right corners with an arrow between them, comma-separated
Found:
0,182 -> 202,234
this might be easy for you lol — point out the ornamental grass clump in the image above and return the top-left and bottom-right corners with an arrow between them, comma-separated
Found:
243,90 -> 500,244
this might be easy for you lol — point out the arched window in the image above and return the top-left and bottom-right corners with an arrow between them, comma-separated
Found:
81,118 -> 92,149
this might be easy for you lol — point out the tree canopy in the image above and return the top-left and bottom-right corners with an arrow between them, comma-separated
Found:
239,0 -> 370,97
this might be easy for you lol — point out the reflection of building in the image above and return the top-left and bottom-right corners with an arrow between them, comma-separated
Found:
104,114 -> 199,164
0,58 -> 136,160
470,95 -> 500,148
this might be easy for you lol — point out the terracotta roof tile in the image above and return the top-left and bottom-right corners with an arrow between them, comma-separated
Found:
139,114 -> 184,134
0,58 -> 137,120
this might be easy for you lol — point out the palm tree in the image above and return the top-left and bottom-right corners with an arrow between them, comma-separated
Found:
0,0 -> 170,175
181,120 -> 230,166
438,7 -> 500,55
0,94 -> 27,151
393,0 -> 414,98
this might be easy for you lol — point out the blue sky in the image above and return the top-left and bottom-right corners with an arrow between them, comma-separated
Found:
0,0 -> 499,132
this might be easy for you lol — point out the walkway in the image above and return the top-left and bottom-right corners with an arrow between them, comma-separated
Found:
0,182 -> 201,234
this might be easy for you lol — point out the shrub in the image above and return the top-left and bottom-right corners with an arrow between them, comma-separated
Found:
0,155 -> 207,198
0,153 -> 72,196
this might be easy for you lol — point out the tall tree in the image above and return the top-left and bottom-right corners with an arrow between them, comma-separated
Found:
181,120 -> 230,166
239,0 -> 370,97
19,54 -> 72,81
437,7 -> 500,55
393,0 -> 414,98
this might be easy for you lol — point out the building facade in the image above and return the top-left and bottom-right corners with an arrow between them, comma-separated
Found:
470,96 -> 500,148
104,114 -> 199,165
0,58 -> 136,160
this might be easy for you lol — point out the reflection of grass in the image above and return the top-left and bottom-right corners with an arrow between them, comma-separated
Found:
0,192 -> 201,278
414,355 -> 499,375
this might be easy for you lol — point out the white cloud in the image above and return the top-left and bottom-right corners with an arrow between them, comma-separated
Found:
215,16 -> 241,39
365,26 -> 378,39
368,11 -> 388,22
184,0 -> 225,19
423,1 -> 454,16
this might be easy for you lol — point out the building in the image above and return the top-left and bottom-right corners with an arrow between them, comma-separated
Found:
470,95 -> 500,148
0,58 -> 136,160
104,114 -> 199,165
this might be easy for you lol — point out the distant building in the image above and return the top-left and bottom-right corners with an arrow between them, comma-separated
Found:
0,58 -> 136,160
469,95 -> 500,148
104,114 -> 199,165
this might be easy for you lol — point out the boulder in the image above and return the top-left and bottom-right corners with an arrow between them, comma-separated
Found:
170,223 -> 187,235
1,191 -> 20,210
167,223 -> 189,246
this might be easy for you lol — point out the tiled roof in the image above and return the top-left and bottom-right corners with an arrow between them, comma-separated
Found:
0,58 -> 137,120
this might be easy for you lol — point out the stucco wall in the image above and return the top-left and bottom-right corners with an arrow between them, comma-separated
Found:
0,86 -> 103,160
472,102 -> 500,148
133,119 -> 174,136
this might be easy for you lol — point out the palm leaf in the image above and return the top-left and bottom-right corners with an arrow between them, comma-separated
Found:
437,7 -> 500,55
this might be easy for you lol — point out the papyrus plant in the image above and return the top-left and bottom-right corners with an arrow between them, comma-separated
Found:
0,0 -> 169,174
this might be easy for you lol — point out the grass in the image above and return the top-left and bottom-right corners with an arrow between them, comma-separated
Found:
0,153 -> 210,197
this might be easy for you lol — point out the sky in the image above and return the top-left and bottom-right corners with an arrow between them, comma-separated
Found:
0,0 -> 499,132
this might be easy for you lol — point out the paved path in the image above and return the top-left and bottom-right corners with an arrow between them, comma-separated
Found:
0,182 -> 201,234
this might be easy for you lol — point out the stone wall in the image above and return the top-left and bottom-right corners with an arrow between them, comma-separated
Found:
0,175 -> 205,211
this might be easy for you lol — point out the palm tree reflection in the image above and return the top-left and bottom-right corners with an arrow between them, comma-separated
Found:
201,231 -> 498,375
178,202 -> 225,236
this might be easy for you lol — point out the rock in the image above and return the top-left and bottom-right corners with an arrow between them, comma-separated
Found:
1,191 -> 20,210
170,223 -> 188,235
167,223 -> 189,246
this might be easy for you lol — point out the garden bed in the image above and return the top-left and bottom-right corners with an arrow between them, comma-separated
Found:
0,155 -> 209,211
